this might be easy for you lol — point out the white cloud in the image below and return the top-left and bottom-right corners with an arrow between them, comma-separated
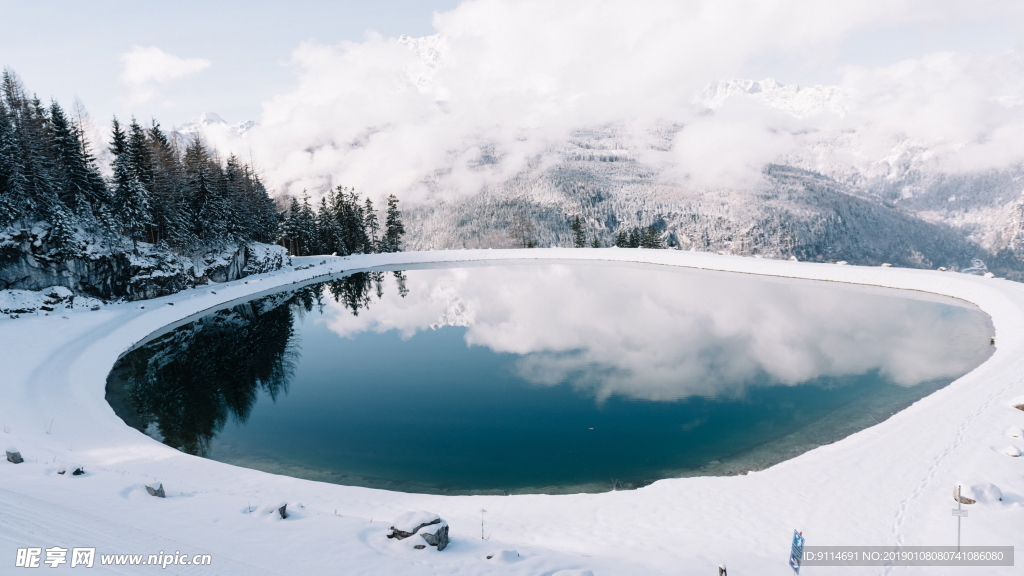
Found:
120,45 -> 211,104
317,265 -> 991,402
206,0 -> 1024,200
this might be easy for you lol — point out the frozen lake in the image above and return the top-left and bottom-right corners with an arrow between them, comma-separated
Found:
106,262 -> 994,494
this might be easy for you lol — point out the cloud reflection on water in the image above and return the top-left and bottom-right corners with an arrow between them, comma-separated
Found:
319,264 -> 992,401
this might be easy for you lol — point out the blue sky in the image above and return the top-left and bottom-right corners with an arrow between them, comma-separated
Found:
1,0 -> 460,126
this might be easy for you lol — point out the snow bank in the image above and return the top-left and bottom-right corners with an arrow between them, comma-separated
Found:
0,286 -> 104,316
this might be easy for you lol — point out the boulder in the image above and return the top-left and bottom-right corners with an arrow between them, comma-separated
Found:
1003,445 -> 1020,457
1006,426 -> 1024,438
5,448 -> 23,464
387,511 -> 449,551
145,482 -> 166,498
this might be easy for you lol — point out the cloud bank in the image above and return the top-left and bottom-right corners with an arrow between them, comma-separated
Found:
318,264 -> 993,402
218,0 -> 1024,200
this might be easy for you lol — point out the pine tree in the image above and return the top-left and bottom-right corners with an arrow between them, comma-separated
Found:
641,225 -> 664,249
570,215 -> 585,248
147,121 -> 191,246
627,228 -> 640,248
110,117 -> 152,250
183,137 -> 227,242
4,71 -> 58,223
614,230 -> 629,247
363,197 -> 380,253
0,97 -> 27,227
277,197 -> 303,255
316,197 -> 343,255
383,194 -> 405,252
48,101 -> 93,214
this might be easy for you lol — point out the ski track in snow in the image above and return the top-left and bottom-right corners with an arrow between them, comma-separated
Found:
2,248 -> 1023,575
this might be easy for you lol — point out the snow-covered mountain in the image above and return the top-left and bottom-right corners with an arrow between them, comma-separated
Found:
175,112 -> 255,138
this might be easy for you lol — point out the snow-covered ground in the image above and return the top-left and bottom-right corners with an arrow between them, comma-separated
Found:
1,248 -> 1021,575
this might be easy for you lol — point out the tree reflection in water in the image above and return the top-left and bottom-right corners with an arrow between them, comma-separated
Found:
108,271 -> 407,455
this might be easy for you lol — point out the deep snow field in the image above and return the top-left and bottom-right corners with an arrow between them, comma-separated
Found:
1,248 -> 1022,575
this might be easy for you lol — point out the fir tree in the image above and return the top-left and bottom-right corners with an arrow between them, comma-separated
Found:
570,215 -> 585,248
363,197 -> 380,253
316,197 -> 343,255
640,225 -> 664,248
383,194 -> 405,252
614,230 -> 629,247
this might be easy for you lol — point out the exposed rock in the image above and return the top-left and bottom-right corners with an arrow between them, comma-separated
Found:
5,449 -> 23,464
145,482 -> 166,498
277,503 -> 288,519
387,511 -> 449,551
57,463 -> 84,476
1,226 -> 290,303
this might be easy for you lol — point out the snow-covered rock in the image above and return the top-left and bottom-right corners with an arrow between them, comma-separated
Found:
1002,445 -> 1020,457
145,482 -> 165,498
486,549 -> 521,563
387,511 -> 449,551
57,463 -> 84,476
252,501 -> 290,521
1005,426 -> 1024,438
953,482 -> 1002,505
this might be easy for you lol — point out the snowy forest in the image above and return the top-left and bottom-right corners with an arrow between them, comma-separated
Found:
0,70 -> 406,302
0,71 -> 279,253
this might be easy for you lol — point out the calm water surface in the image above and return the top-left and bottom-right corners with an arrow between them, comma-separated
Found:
106,262 -> 994,494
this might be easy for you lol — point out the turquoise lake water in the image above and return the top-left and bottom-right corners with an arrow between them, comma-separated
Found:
106,262 -> 994,494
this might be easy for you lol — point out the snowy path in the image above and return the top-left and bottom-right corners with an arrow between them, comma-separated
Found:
1,248 -> 1022,575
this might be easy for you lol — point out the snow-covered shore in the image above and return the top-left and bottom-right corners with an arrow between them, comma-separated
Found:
1,248 -> 1021,575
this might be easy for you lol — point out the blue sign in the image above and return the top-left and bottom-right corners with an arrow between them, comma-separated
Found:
789,530 -> 804,574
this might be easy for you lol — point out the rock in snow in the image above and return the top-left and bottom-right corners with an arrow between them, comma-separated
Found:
387,511 -> 449,551
5,447 -> 23,464
145,482 -> 166,498
486,550 -> 521,563
1002,445 -> 1020,457
57,463 -> 84,476
1005,426 -> 1024,438
953,482 -> 1002,505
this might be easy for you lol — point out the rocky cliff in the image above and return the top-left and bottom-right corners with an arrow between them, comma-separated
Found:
0,225 -> 290,301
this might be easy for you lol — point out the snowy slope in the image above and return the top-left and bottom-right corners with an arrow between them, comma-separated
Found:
1,249 -> 1022,575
